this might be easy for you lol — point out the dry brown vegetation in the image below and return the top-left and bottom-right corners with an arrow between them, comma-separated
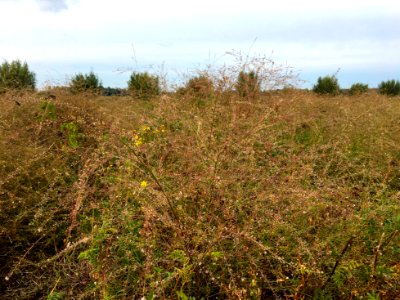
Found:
1,88 -> 400,299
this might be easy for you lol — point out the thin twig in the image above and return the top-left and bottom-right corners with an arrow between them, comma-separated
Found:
5,234 -> 46,281
371,232 -> 385,281
43,236 -> 92,265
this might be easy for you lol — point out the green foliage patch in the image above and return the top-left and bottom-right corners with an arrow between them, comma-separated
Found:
69,71 -> 102,94
236,70 -> 260,98
0,60 -> 36,92
127,72 -> 161,100
378,79 -> 400,96
349,83 -> 369,95
313,75 -> 340,95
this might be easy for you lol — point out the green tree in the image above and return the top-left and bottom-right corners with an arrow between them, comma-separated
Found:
70,71 -> 102,93
313,75 -> 340,95
349,83 -> 368,95
0,60 -> 36,93
378,80 -> 400,96
127,72 -> 160,100
236,70 -> 260,99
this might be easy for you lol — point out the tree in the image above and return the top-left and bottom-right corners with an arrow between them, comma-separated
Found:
236,70 -> 260,99
349,83 -> 368,96
127,72 -> 161,100
378,80 -> 400,96
0,60 -> 36,93
70,71 -> 102,94
313,75 -> 340,95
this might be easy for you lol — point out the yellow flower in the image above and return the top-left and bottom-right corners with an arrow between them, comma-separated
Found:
134,138 -> 143,147
140,181 -> 148,188
141,125 -> 151,131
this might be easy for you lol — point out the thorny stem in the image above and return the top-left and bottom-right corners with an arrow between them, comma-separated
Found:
370,230 -> 399,286
322,236 -> 355,290
43,236 -> 92,265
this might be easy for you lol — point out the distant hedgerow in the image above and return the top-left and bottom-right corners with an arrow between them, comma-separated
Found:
127,72 -> 160,100
349,83 -> 369,95
0,60 -> 36,93
313,75 -> 340,95
378,80 -> 400,96
70,71 -> 102,94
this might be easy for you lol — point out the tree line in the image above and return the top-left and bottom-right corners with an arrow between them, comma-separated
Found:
1,59 -> 399,97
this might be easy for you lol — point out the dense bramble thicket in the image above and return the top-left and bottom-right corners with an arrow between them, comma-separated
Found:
1,88 -> 400,299
1,56 -> 399,298
0,60 -> 36,93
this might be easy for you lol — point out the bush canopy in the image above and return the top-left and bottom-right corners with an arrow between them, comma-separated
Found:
0,60 -> 36,93
70,71 -> 103,93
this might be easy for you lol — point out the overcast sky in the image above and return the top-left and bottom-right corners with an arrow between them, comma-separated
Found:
0,0 -> 399,89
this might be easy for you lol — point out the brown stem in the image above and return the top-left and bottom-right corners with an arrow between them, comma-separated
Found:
369,230 -> 399,286
322,236 -> 354,290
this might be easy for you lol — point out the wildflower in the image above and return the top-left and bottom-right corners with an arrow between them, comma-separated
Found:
140,181 -> 148,188
141,125 -> 151,131
134,137 -> 143,147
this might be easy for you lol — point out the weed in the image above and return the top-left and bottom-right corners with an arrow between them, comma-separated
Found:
37,101 -> 57,121
1,77 -> 400,299
60,122 -> 81,148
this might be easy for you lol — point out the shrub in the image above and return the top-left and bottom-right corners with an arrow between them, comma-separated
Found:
235,70 -> 260,98
178,75 -> 214,98
378,80 -> 400,96
0,60 -> 36,93
313,75 -> 340,95
127,72 -> 160,99
349,83 -> 369,95
69,71 -> 102,94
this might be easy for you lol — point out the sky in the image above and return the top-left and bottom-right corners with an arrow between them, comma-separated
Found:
0,0 -> 399,89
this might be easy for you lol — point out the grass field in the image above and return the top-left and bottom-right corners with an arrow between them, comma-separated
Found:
1,89 -> 400,299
